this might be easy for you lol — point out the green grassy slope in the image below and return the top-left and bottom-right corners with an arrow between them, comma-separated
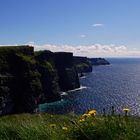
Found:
0,113 -> 140,140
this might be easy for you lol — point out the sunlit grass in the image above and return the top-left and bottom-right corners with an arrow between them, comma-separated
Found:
0,112 -> 140,140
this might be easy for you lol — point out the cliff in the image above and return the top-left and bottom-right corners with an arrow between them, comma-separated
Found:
54,52 -> 80,91
73,56 -> 93,73
35,50 -> 61,103
0,46 -> 80,115
0,46 -> 42,114
89,58 -> 110,65
35,51 -> 80,93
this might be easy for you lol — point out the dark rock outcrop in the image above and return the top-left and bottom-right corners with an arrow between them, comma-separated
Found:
35,51 -> 61,103
0,46 -> 42,114
54,52 -> 80,91
0,46 -> 80,115
73,56 -> 92,73
35,51 -> 80,93
89,58 -> 110,65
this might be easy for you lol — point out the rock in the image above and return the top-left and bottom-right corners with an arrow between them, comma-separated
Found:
89,58 -> 110,65
73,56 -> 92,73
0,46 -> 42,114
54,52 -> 80,91
0,46 -> 80,115
35,51 -> 61,103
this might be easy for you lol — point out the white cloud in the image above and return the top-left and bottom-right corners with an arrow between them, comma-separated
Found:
1,42 -> 140,58
28,41 -> 35,45
80,34 -> 86,38
33,43 -> 140,58
92,23 -> 104,27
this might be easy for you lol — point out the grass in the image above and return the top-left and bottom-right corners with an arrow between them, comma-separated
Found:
0,113 -> 140,140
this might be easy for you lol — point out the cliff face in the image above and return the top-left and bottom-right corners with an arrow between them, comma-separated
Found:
54,52 -> 80,91
0,46 -> 80,115
35,51 -> 80,95
73,56 -> 93,73
0,46 -> 42,114
89,58 -> 110,65
35,51 -> 61,103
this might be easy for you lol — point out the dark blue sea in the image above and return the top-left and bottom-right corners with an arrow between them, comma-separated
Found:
39,58 -> 140,116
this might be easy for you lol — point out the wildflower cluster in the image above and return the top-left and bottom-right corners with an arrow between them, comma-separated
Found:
79,109 -> 96,122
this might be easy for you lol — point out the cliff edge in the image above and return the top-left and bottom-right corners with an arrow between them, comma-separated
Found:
89,58 -> 110,65
0,46 -> 80,115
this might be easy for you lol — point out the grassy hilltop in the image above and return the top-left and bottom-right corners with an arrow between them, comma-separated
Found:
0,113 -> 140,140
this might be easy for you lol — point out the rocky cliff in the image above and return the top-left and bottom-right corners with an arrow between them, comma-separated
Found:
55,52 -> 80,91
35,51 -> 61,103
89,58 -> 110,65
73,56 -> 93,73
0,46 -> 42,114
0,46 -> 80,115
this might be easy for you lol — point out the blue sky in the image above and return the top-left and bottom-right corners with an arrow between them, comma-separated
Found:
0,0 -> 140,57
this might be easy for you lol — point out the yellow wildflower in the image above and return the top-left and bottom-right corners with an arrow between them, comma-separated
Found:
123,108 -> 130,111
62,126 -> 68,131
123,108 -> 130,116
82,113 -> 91,118
79,118 -> 85,122
88,110 -> 96,116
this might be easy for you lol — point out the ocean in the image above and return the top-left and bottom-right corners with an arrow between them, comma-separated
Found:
39,58 -> 140,116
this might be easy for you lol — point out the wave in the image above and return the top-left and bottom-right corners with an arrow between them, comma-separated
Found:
67,86 -> 88,93
40,98 -> 65,106
60,86 -> 88,97
80,76 -> 87,79
61,92 -> 68,96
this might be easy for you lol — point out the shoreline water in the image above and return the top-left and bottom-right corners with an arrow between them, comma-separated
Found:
39,58 -> 140,116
